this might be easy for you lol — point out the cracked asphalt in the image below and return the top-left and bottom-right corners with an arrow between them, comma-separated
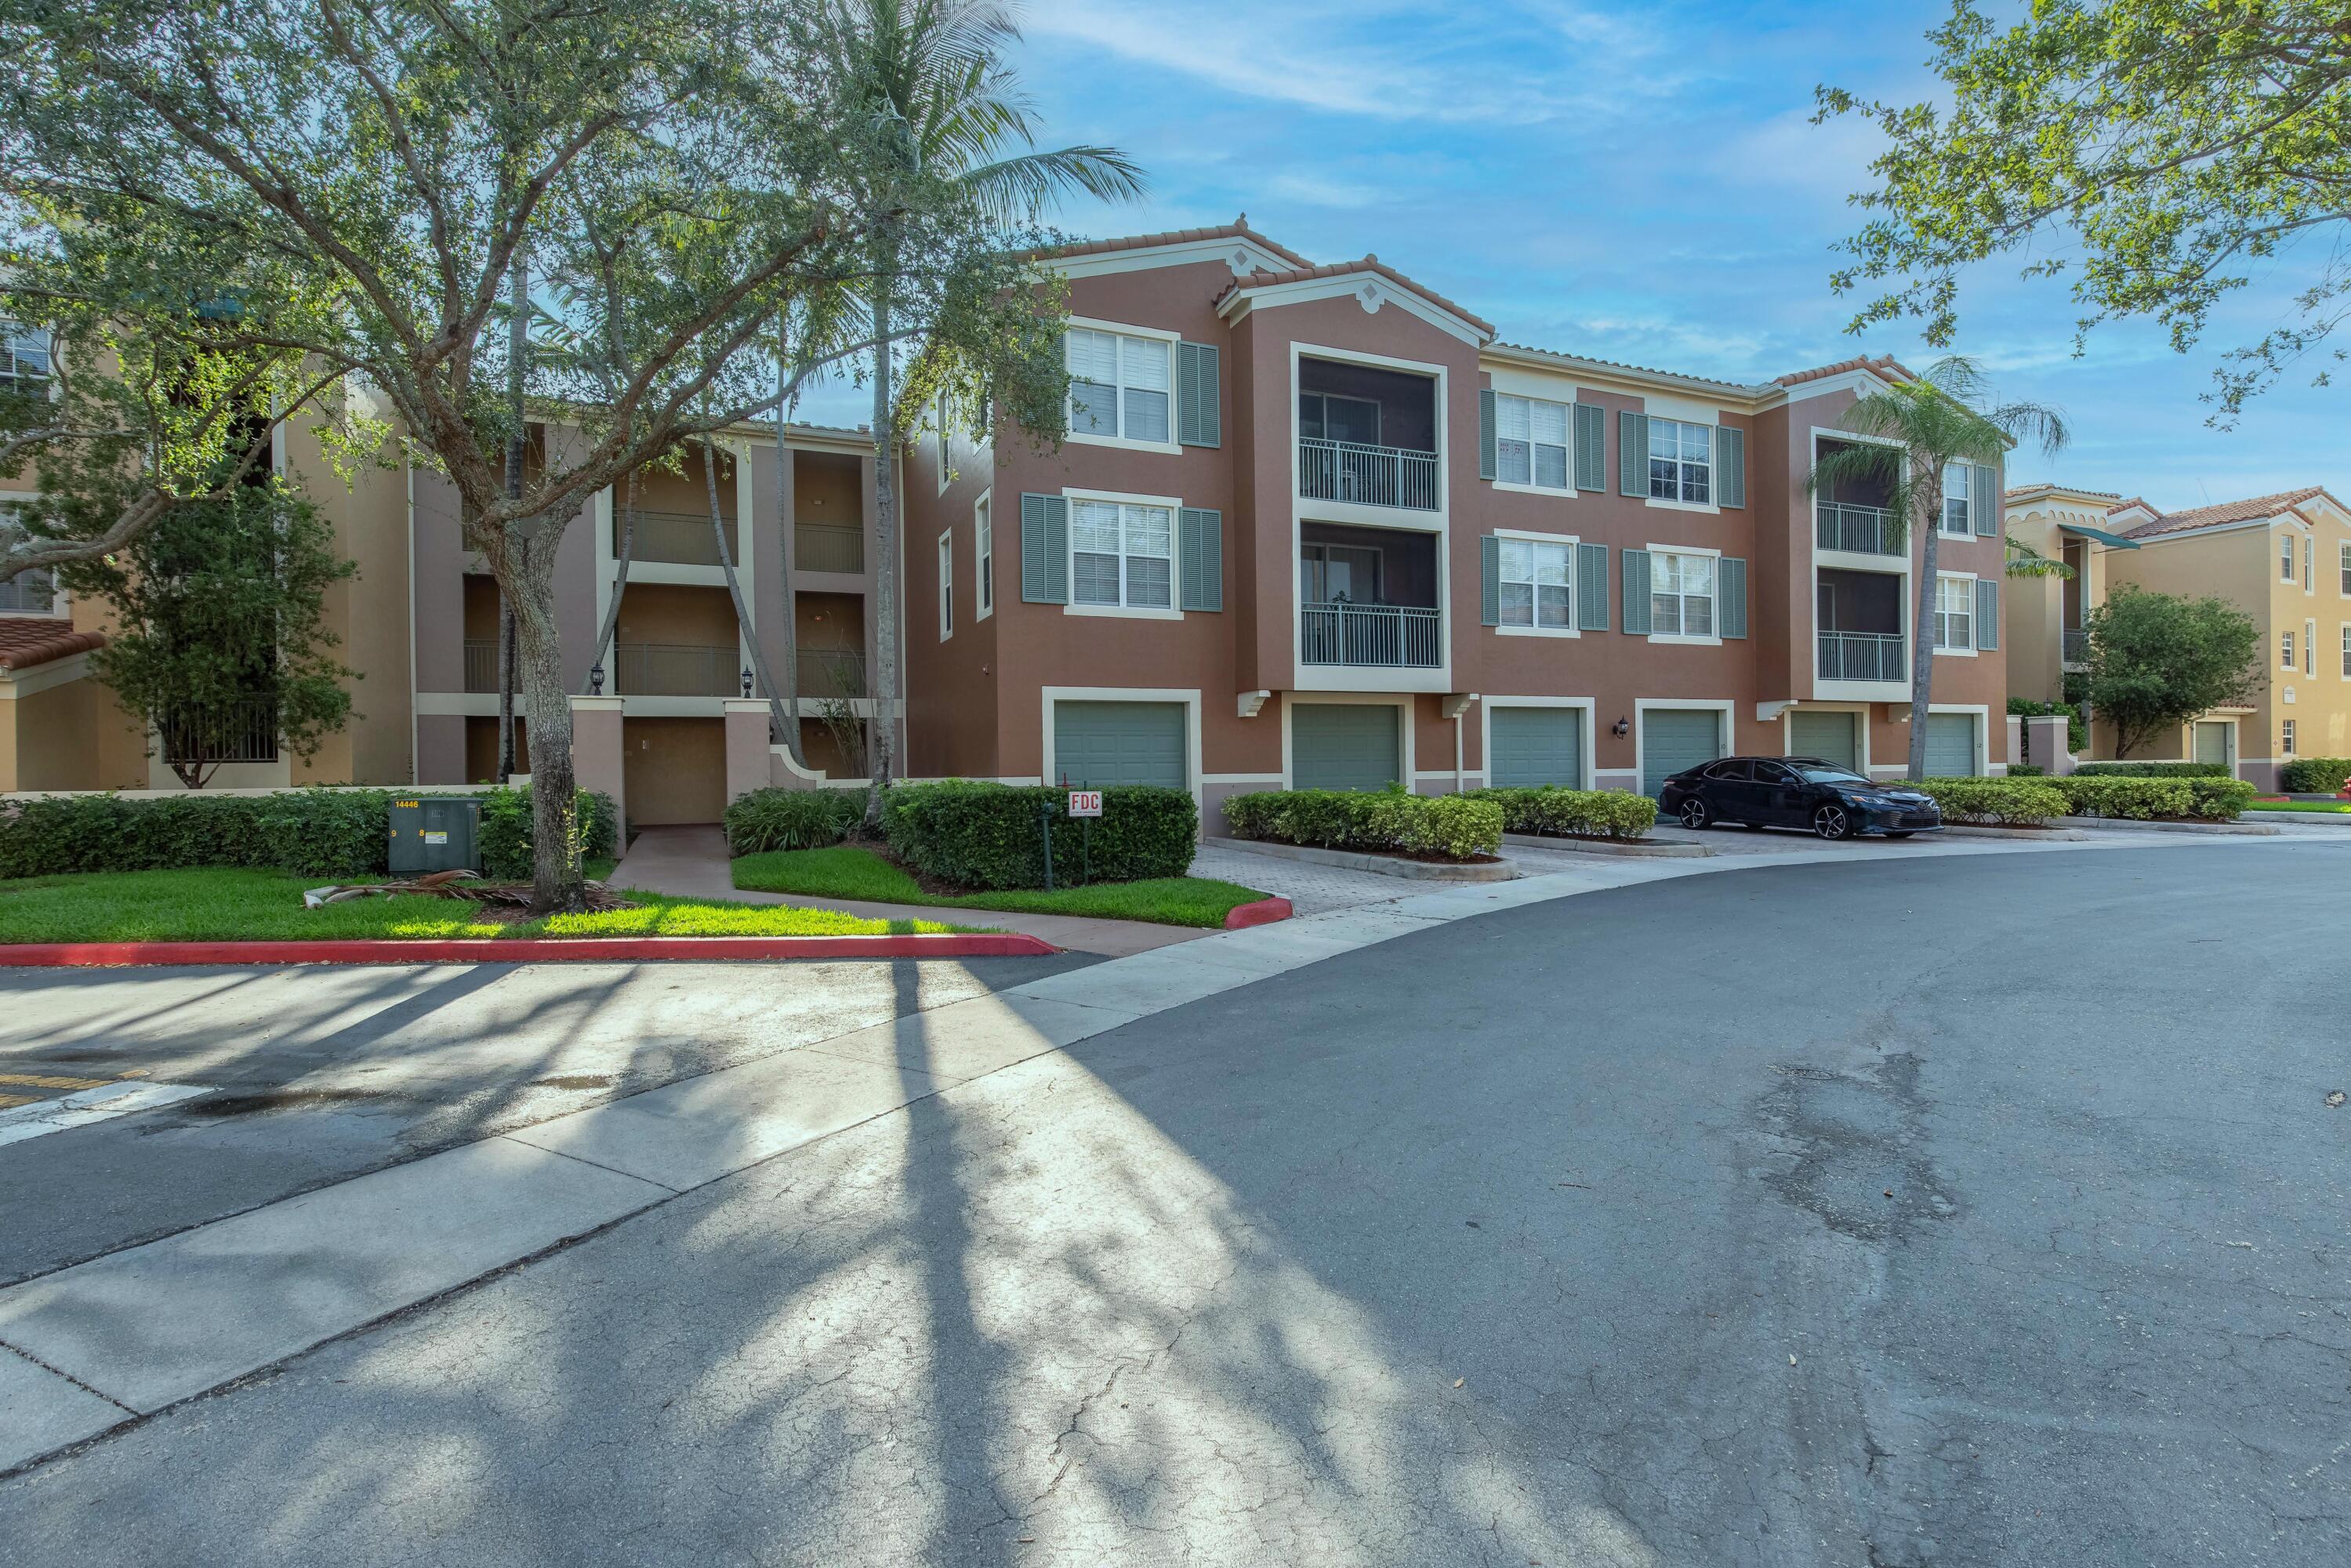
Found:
4,841 -> 2347,1565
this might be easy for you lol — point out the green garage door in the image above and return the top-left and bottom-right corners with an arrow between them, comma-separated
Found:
1789,710 -> 1859,772
1642,709 -> 1724,797
1489,707 -> 1584,788
1052,701 -> 1186,789
1924,713 -> 1978,776
1292,703 -> 1402,792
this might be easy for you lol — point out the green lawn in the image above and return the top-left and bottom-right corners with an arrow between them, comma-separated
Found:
0,866 -> 961,943
2248,798 -> 2351,813
731,844 -> 1268,928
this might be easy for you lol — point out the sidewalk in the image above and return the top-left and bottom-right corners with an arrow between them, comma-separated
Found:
609,826 -> 1206,958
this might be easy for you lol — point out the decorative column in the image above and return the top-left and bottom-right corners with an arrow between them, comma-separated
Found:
724,698 -> 773,802
568,695 -> 626,829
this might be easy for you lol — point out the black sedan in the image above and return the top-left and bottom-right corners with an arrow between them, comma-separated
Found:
1659,756 -> 1943,840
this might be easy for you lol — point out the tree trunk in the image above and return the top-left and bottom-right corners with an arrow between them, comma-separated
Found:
702,434 -> 791,739
771,329 -> 804,764
586,470 -> 640,689
1907,466 -> 1942,782
497,246 -> 529,782
504,543 -> 586,914
863,270 -> 898,828
495,597 -> 517,781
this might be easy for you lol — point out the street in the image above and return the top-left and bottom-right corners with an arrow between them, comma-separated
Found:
2,840 -> 2348,1565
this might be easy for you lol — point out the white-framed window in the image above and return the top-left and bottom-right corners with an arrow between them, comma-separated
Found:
2340,622 -> 2349,678
1649,550 -> 1715,636
1072,497 -> 1174,610
1067,326 -> 1171,445
2306,618 -> 2317,676
2282,629 -> 2295,670
934,391 -> 951,495
1934,575 -> 1975,651
1497,535 -> 1574,630
0,499 -> 59,615
2341,542 -> 2351,597
937,530 -> 953,640
2305,535 -> 2316,591
1496,394 -> 1571,490
1939,466 -> 1972,535
2284,718 -> 2297,755
2282,533 -> 2297,583
1647,419 -> 1711,503
974,492 -> 993,619
0,326 -> 50,398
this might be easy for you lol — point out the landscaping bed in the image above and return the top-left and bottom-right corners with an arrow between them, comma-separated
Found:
1221,786 -> 1506,862
2248,798 -> 2351,814
731,844 -> 1267,928
1917,775 -> 2256,828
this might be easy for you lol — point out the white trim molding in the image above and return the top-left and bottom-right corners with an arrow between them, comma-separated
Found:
1632,697 -> 1738,794
1279,690 -> 1417,792
1479,695 -> 1596,790
1038,684 -> 1203,808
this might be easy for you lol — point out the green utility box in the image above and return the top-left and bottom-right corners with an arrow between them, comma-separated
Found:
387,796 -> 482,874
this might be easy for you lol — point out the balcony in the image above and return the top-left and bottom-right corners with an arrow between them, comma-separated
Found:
1297,358 -> 1439,514
2063,628 -> 2089,667
1301,601 -> 1442,667
1816,502 -> 1901,557
618,509 -> 738,568
796,647 -> 867,699
614,641 -> 746,696
161,697 -> 278,765
463,639 -> 498,694
795,522 -> 864,574
1299,439 -> 1439,511
1298,522 -> 1442,669
1818,631 -> 1907,683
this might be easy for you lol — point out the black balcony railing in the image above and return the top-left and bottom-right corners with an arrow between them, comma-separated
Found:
795,523 -> 865,574
617,509 -> 738,567
463,639 -> 498,694
796,647 -> 867,698
2063,628 -> 2089,666
1301,601 -> 1442,667
614,642 -> 746,696
1818,630 -> 1907,683
161,697 -> 279,765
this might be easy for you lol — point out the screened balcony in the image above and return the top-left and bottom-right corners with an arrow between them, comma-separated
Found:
1297,358 -> 1439,512
1816,568 -> 1907,684
1299,523 -> 1442,668
1814,438 -> 1902,557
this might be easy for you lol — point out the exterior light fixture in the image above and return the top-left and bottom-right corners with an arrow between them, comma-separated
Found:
588,662 -> 604,696
741,666 -> 754,699
1612,717 -> 1630,738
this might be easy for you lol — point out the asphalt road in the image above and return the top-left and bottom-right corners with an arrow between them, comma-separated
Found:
4,841 -> 2347,1565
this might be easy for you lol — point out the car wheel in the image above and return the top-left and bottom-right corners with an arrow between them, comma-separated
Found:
1812,802 -> 1855,840
1678,797 -> 1711,829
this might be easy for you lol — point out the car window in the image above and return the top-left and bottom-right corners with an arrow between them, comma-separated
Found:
1752,762 -> 1796,786
1702,760 -> 1750,782
1796,764 -> 1870,784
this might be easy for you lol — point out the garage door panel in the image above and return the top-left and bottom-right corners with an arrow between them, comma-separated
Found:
1789,710 -> 1859,772
1642,709 -> 1723,797
1292,703 -> 1402,793
1489,707 -> 1584,789
1053,701 -> 1186,789
1925,713 -> 1978,776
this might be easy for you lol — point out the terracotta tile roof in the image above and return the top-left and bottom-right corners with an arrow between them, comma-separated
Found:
1773,354 -> 1918,388
1487,343 -> 1766,393
2117,486 -> 2337,539
2005,482 -> 2120,501
1212,254 -> 1497,338
1032,215 -> 1314,270
0,619 -> 103,672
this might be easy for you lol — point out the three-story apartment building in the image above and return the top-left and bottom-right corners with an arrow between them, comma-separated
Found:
900,220 -> 2008,830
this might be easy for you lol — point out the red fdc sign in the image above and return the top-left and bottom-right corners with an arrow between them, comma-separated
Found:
1067,790 -> 1103,818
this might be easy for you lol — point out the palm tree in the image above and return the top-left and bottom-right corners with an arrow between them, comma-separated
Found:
813,0 -> 1145,822
1805,357 -> 2067,780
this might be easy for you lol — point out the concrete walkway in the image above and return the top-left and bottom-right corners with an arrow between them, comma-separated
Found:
608,826 -> 1206,957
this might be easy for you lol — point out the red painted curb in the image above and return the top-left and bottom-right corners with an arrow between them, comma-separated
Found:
0,933 -> 1059,967
1223,897 -> 1294,930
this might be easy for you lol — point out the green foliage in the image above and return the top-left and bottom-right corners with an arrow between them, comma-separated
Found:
1221,787 -> 1505,862
723,788 -> 866,855
2055,776 -> 2193,819
2082,586 -> 2263,759
1915,776 -> 2070,826
1817,1 -> 2351,419
2008,697 -> 2087,753
730,845 -> 1264,929
1466,786 -> 1660,840
2070,760 -> 2229,778
880,781 -> 1195,891
2007,763 -> 2046,776
2186,779 -> 2258,819
0,786 -> 613,880
2279,757 -> 2351,793
56,486 -> 357,788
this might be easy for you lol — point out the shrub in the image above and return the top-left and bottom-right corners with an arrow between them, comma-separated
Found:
2055,776 -> 2193,819
2070,760 -> 2229,778
2279,757 -> 2351,793
2007,763 -> 2046,776
1218,786 -> 1503,861
2008,698 -> 2086,753
2185,779 -> 2257,819
1915,776 -> 2068,826
882,779 -> 1195,890
0,785 -> 615,881
724,788 -> 865,855
1466,786 -> 1659,840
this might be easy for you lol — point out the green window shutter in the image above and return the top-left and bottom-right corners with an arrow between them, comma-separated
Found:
1975,577 -> 1999,649
1020,492 -> 1068,604
1480,534 -> 1501,626
1573,403 -> 1605,491
1576,542 -> 1609,630
1716,426 -> 1746,509
1478,389 -> 1497,481
1621,548 -> 1653,634
1972,463 -> 1997,535
1620,412 -> 1649,497
1179,507 -> 1223,611
1719,556 -> 1747,638
1177,341 -> 1221,447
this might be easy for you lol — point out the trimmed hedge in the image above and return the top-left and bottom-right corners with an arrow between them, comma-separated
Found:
882,780 -> 1195,891
2056,775 -> 2255,821
2070,760 -> 2229,779
2279,757 -> 2351,793
1465,786 -> 1658,841
1221,786 -> 1504,861
724,787 -> 866,855
0,785 -> 615,881
1915,776 -> 2069,826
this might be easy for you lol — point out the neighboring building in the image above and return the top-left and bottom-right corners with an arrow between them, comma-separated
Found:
898,220 -> 2010,830
2001,482 -> 2142,705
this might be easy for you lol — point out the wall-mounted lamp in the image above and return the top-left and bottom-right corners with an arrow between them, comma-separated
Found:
1611,717 -> 1630,738
741,667 -> 755,699
588,663 -> 604,696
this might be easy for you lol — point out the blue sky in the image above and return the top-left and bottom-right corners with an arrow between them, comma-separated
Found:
796,1 -> 2340,510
